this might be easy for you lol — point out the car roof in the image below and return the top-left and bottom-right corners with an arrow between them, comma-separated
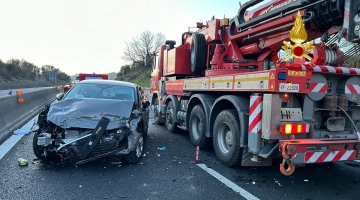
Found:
78,80 -> 137,88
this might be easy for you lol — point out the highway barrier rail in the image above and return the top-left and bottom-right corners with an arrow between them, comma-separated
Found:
0,82 -> 68,90
0,87 -> 62,144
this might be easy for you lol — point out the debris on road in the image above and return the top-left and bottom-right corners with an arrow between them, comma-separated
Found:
158,146 -> 166,151
274,178 -> 282,186
304,179 -> 309,182
14,129 -> 31,135
18,158 -> 28,166
111,161 -> 122,165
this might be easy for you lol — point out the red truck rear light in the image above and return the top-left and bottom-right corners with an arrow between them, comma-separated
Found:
280,123 -> 309,134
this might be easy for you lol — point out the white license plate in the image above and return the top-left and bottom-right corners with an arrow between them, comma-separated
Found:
279,83 -> 300,92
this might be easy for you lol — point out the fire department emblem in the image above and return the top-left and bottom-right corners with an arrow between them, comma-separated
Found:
282,11 -> 314,61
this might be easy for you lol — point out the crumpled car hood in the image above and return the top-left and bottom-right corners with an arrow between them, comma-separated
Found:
47,98 -> 134,130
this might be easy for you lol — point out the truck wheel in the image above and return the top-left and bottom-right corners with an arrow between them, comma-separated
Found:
213,109 -> 243,167
189,105 -> 212,149
154,100 -> 164,125
165,101 -> 179,133
124,132 -> 145,163
190,33 -> 206,73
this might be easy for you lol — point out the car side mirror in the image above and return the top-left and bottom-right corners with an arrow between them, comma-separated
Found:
56,93 -> 64,101
142,100 -> 150,109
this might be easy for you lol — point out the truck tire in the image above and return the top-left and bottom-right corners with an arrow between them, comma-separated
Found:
190,33 -> 206,73
124,132 -> 145,163
154,100 -> 164,125
189,105 -> 212,149
213,109 -> 243,167
165,101 -> 179,133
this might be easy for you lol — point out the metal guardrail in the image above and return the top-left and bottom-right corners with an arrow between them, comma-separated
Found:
0,82 -> 68,90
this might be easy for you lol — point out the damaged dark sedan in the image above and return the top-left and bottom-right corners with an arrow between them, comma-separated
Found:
32,80 -> 150,165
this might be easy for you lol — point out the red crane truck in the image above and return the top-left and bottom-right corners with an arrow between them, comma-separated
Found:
149,0 -> 360,175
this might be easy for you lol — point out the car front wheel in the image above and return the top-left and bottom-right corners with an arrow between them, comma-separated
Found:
124,132 -> 145,163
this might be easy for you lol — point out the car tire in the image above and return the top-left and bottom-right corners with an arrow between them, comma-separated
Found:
165,101 -> 179,133
124,132 -> 145,163
32,132 -> 56,162
213,109 -> 243,167
189,105 -> 212,149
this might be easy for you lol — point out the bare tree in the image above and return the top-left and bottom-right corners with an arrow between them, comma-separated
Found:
122,30 -> 166,66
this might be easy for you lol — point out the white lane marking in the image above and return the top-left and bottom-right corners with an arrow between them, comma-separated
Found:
197,163 -> 260,200
0,116 -> 36,160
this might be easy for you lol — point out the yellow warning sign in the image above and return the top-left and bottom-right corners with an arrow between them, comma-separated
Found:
288,70 -> 306,77
270,73 -> 274,79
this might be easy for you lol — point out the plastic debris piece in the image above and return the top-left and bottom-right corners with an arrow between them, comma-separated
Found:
18,158 -> 28,166
158,146 -> 166,151
14,129 -> 31,135
274,178 -> 282,186
304,179 -> 309,182
252,182 -> 255,184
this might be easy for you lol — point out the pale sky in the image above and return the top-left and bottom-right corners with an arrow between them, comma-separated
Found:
0,0 -> 265,75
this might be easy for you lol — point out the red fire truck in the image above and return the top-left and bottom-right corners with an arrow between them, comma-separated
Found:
64,73 -> 108,93
77,73 -> 108,81
149,0 -> 360,176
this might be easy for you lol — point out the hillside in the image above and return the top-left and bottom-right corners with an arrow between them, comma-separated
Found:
116,65 -> 152,87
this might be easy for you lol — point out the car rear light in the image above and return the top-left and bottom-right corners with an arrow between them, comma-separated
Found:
280,123 -> 309,134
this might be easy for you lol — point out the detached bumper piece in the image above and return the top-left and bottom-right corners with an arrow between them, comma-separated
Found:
278,139 -> 360,176
78,117 -> 110,159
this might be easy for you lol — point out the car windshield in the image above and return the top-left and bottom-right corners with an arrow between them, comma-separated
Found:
64,82 -> 135,101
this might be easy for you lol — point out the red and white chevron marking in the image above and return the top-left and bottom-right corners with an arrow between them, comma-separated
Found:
345,84 -> 360,94
310,82 -> 328,93
293,150 -> 356,163
295,64 -> 360,75
248,95 -> 263,134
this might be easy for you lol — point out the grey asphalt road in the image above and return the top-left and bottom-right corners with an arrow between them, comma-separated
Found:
0,87 -> 54,98
1,111 -> 360,200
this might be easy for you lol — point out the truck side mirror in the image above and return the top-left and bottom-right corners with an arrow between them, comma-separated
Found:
145,54 -> 151,68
